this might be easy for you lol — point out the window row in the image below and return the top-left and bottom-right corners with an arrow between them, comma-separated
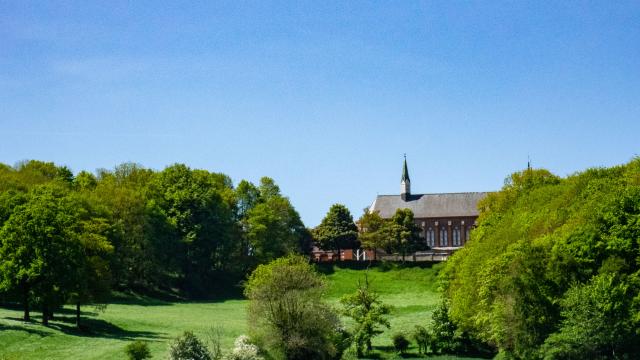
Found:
424,225 -> 473,247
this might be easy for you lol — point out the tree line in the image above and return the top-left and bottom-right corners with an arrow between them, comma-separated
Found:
314,203 -> 424,258
0,160 -> 310,325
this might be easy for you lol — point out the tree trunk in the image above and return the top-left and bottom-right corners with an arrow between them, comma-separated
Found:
22,283 -> 30,321
367,339 -> 372,352
76,303 -> 81,328
42,303 -> 49,326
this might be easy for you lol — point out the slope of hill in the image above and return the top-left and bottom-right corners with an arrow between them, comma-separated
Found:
0,262 -> 481,359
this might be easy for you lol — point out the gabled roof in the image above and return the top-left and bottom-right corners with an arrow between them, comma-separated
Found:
369,192 -> 489,219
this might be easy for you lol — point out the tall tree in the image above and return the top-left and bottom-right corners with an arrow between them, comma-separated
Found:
314,204 -> 358,254
387,209 -> 420,260
380,208 -> 422,260
0,185 -> 84,324
244,178 -> 306,266
150,164 -> 235,295
94,166 -> 165,290
235,180 -> 260,220
357,209 -> 386,251
67,192 -> 114,327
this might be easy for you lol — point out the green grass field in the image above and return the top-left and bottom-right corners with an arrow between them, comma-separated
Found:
0,262 -> 481,359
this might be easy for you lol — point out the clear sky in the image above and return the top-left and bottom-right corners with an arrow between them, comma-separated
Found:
2,1 -> 639,226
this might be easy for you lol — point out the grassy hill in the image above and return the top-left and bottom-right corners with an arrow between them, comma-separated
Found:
0,262 -> 480,360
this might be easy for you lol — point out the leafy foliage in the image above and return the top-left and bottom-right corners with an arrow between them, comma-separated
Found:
381,208 -> 423,257
412,325 -> 431,354
314,204 -> 358,252
169,331 -> 212,360
0,160 -> 308,327
340,274 -> 391,357
392,333 -> 410,354
225,335 -> 263,360
358,208 -> 423,256
540,272 -> 639,359
125,340 -> 151,360
441,160 -> 640,358
0,184 -> 100,324
244,255 -> 341,360
356,209 -> 386,250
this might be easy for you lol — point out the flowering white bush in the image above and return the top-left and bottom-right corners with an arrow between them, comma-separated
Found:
168,331 -> 212,360
225,335 -> 263,360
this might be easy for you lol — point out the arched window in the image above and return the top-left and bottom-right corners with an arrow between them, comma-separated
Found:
426,227 -> 435,247
453,226 -> 460,246
439,227 -> 448,247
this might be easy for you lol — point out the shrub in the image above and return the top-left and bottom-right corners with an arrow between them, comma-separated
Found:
392,333 -> 410,354
225,335 -> 263,360
340,275 -> 391,357
125,340 -> 151,360
204,326 -> 224,360
539,273 -> 639,359
413,325 -> 431,354
169,331 -> 212,360
330,327 -> 352,360
245,255 -> 341,360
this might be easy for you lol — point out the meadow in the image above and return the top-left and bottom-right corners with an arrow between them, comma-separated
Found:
0,262 -> 481,360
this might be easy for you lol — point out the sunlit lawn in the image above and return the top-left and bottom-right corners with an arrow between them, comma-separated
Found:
0,262 -> 483,359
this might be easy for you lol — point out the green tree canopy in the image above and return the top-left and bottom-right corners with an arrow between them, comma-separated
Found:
245,255 -> 340,360
357,209 -> 386,250
0,185 -> 85,323
0,159 -> 308,308
441,161 -> 640,359
314,204 -> 358,252
340,274 -> 391,357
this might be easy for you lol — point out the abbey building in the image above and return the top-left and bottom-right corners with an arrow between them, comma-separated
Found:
369,157 -> 489,251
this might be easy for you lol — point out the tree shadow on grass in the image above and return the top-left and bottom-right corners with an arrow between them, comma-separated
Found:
46,315 -> 165,341
2,315 -> 164,341
0,321 -> 50,337
109,288 -> 245,306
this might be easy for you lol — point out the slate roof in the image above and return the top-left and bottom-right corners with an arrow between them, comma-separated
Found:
369,192 -> 490,219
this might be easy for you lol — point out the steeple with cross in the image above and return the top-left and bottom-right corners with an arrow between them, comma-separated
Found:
401,154 -> 411,201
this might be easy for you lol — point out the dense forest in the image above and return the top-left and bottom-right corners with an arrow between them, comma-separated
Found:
441,159 -> 640,359
0,160 -> 310,323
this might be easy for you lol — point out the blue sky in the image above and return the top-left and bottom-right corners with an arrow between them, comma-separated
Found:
2,1 -> 639,226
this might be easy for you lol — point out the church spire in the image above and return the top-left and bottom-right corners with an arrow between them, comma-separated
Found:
401,154 -> 410,182
401,154 -> 411,201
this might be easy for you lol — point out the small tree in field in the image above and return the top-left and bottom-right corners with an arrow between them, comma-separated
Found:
392,333 -> 410,354
244,255 -> 340,360
169,331 -> 212,360
413,325 -> 431,354
225,335 -> 263,360
340,275 -> 391,357
125,340 -> 151,360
